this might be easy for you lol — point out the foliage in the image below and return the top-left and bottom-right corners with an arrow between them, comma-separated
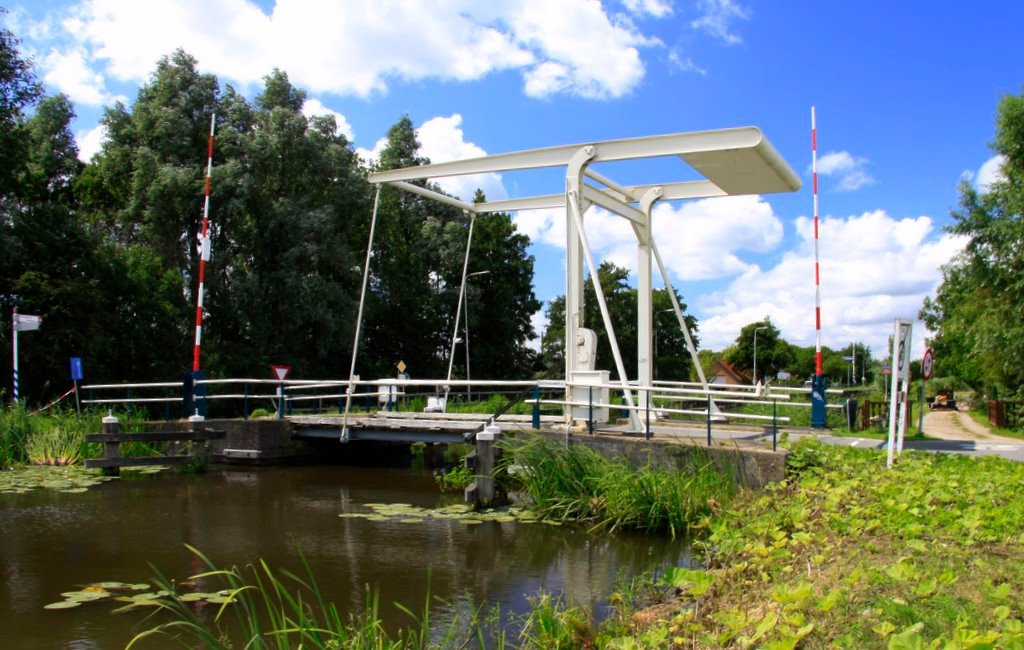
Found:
434,464 -> 474,493
617,439 -> 1024,648
542,261 -> 700,381
922,87 -> 1024,402
0,27 -> 542,404
502,435 -> 736,539
128,546 -> 502,649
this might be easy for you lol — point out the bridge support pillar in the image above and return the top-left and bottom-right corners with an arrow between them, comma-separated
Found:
100,414 -> 120,477
465,425 -> 499,508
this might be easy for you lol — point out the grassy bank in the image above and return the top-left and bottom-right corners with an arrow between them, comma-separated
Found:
1,406 -> 152,467
616,439 -> 1024,648
501,435 -> 737,539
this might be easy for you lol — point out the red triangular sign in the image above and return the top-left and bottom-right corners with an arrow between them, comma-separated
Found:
270,365 -> 292,381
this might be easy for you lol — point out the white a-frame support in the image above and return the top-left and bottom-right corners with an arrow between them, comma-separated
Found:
366,126 -> 801,430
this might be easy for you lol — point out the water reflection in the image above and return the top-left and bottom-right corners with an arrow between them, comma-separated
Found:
0,464 -> 690,648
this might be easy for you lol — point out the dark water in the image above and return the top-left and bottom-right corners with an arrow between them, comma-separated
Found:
0,464 -> 690,648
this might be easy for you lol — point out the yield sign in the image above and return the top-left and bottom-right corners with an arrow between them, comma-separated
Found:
270,365 -> 292,381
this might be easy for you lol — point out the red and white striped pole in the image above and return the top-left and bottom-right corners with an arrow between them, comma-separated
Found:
192,113 -> 216,372
811,106 -> 823,378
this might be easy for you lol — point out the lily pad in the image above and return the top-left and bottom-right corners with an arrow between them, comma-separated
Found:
44,600 -> 82,610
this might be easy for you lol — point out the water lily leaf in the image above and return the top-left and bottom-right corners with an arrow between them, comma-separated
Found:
179,592 -> 209,602
44,600 -> 82,610
206,595 -> 236,604
459,519 -> 483,525
60,488 -> 89,494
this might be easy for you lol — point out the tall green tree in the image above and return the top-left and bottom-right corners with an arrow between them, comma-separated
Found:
921,89 -> 1024,399
725,319 -> 788,384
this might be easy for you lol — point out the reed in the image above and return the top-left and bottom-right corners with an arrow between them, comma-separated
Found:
129,546 -> 501,649
502,435 -> 736,538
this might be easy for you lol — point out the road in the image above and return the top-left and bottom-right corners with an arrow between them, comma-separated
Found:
634,410 -> 1024,462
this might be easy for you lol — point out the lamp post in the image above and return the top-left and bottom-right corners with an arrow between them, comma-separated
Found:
753,326 -> 768,385
464,270 -> 490,401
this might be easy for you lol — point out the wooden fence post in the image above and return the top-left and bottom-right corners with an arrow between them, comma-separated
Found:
100,414 -> 120,476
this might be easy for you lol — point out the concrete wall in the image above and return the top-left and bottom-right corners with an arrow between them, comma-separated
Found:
533,430 -> 787,490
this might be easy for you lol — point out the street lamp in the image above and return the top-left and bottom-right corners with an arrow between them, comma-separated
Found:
752,326 -> 768,385
464,270 -> 490,401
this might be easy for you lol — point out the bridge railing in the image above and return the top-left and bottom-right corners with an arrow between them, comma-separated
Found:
81,375 -> 845,441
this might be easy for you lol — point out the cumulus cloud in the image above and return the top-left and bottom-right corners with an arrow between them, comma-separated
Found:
975,154 -> 1006,193
815,150 -> 874,191
513,194 -> 783,281
49,0 -> 663,101
696,209 -> 967,356
75,122 -> 107,162
300,98 -> 354,140
691,0 -> 749,44
40,47 -> 118,105
356,114 -> 507,203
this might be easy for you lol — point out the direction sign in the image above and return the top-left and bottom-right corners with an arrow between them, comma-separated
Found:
270,365 -> 292,381
921,348 -> 935,381
12,313 -> 41,331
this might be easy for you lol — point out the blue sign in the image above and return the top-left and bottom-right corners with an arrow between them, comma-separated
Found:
70,357 -> 83,381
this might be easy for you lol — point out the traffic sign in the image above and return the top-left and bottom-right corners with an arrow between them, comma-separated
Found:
397,360 -> 407,373
70,357 -> 83,381
882,363 -> 892,375
921,348 -> 934,381
270,365 -> 292,381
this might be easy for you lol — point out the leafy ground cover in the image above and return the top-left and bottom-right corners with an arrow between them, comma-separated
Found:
618,439 -> 1024,648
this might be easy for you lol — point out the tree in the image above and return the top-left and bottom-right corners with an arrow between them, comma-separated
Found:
725,319 -> 790,384
542,261 -> 700,381
921,88 -> 1024,398
0,10 -> 42,196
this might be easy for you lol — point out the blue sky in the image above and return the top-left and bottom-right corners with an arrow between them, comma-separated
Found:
5,0 -> 1022,359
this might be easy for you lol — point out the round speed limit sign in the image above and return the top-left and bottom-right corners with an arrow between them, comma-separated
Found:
921,348 -> 935,381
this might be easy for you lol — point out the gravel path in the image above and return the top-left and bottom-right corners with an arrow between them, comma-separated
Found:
923,409 -> 1021,443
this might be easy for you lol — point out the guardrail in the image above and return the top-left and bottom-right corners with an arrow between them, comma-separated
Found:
81,375 -> 845,447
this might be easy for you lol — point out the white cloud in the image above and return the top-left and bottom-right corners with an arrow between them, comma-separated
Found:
815,150 -> 874,191
415,115 -> 507,202
667,49 -> 707,76
52,0 -> 663,101
513,194 -> 783,281
975,154 -> 1006,193
75,122 -> 107,162
623,0 -> 674,18
356,114 -> 507,203
40,47 -> 117,105
300,98 -> 354,140
691,0 -> 749,44
697,209 -> 968,357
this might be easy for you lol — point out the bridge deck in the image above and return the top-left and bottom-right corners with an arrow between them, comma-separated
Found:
289,411 -> 563,443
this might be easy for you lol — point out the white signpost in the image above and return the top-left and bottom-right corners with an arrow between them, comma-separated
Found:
11,311 -> 42,403
887,319 -> 913,467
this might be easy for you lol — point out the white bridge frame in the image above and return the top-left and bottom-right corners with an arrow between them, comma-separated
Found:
362,126 -> 801,432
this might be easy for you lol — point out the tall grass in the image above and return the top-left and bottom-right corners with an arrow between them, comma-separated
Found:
0,406 -> 153,467
129,546 -> 502,649
502,436 -> 736,539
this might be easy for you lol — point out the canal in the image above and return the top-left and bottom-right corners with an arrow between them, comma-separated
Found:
0,461 -> 691,648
